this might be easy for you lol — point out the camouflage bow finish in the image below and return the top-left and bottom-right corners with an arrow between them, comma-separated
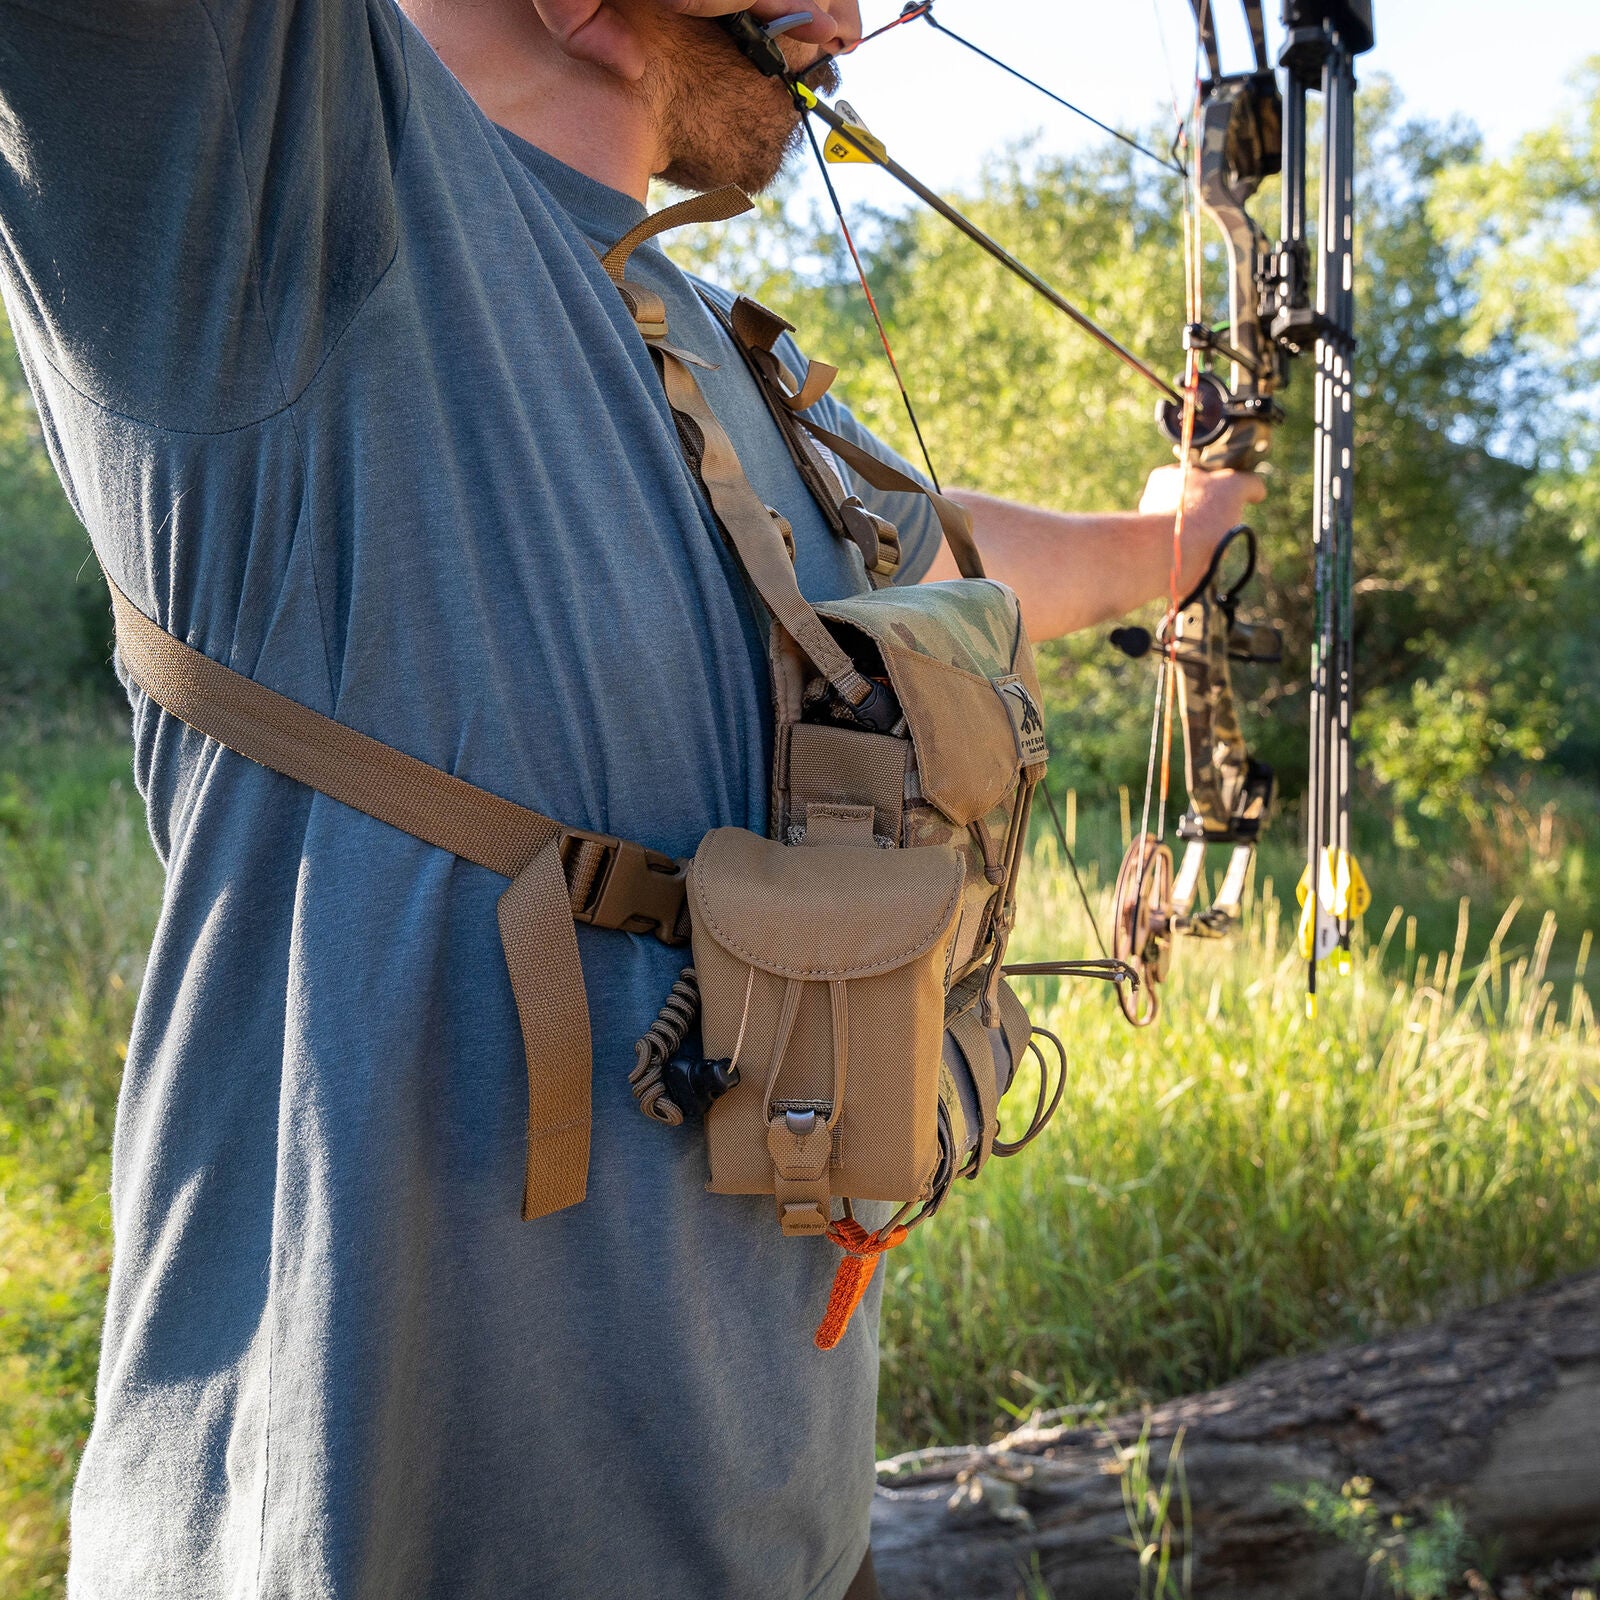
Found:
1110,65 -> 1288,1026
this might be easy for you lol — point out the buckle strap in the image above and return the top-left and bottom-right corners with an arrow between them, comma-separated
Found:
105,577 -> 690,1225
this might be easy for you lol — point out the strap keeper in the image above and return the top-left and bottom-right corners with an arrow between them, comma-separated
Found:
839,496 -> 902,580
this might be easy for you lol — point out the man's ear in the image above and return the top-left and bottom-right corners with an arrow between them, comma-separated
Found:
531,0 -> 650,82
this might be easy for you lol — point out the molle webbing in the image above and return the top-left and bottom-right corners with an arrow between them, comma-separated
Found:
107,579 -> 689,1223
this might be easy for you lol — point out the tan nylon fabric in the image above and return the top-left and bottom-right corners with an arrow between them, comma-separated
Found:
690,827 -> 964,978
105,578 -> 676,1221
800,803 -> 877,849
498,839 -> 594,1218
794,417 -> 987,582
599,185 -> 753,282
711,295 -> 859,555
692,829 -> 963,1203
946,1006 -> 1001,1171
783,724 -> 908,843
715,291 -> 983,589
649,342 -> 874,705
110,580 -> 563,879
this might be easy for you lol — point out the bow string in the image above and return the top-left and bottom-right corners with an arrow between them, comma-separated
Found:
717,0 -> 1374,1021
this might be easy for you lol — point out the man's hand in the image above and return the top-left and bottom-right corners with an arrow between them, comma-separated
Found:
933,468 -> 1269,642
530,0 -> 861,82
1139,464 -> 1267,595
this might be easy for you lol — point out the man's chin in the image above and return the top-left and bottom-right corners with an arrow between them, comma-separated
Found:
656,35 -> 842,197
658,120 -> 802,195
798,54 -> 842,97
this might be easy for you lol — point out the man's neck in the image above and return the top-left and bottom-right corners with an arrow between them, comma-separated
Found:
401,0 -> 661,201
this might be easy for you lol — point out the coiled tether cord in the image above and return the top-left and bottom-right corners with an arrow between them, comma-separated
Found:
631,967 -> 1072,1157
629,967 -> 701,1126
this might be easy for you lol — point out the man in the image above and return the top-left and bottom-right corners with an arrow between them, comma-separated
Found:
0,1 -> 1262,1595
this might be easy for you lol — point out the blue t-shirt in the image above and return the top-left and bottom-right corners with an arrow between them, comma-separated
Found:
0,4 -> 942,1597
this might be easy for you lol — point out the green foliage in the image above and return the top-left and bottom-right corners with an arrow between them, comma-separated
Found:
0,708 -> 159,1599
0,308 -> 112,708
1282,1477 -> 1475,1600
2,53 -> 1598,1600
1428,57 -> 1600,383
668,79 -> 1600,834
3,722 -> 1598,1589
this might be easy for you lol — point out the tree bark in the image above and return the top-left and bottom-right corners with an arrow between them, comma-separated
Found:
872,1270 -> 1600,1600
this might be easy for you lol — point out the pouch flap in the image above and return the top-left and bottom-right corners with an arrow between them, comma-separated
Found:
817,580 -> 1044,827
690,828 -> 965,980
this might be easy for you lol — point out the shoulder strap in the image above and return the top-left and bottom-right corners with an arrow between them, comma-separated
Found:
712,292 -> 986,583
107,578 -> 689,1223
601,191 -> 879,709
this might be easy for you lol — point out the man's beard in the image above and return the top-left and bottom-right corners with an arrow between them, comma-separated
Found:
649,31 -> 842,195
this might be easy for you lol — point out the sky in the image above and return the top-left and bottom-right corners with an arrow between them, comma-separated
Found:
809,0 -> 1600,212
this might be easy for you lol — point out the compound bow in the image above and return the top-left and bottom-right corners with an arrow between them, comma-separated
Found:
719,0 -> 1375,1022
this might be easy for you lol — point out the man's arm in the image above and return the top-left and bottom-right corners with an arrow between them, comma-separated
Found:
0,0 -> 403,437
921,467 -> 1268,641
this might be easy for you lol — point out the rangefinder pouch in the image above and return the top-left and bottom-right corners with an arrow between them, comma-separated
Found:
642,577 -> 1057,1302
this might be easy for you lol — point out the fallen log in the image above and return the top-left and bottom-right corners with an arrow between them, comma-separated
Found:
872,1270 -> 1600,1600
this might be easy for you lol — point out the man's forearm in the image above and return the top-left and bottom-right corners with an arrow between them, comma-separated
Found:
922,489 -> 1180,642
922,472 -> 1267,642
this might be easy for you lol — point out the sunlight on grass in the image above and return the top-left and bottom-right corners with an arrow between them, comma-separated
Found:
0,712 -> 159,1600
878,832 -> 1600,1453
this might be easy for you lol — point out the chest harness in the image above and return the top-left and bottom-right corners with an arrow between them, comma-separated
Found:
108,186 -> 1093,1347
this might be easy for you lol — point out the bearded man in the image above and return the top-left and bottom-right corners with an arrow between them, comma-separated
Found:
0,1 -> 1261,1596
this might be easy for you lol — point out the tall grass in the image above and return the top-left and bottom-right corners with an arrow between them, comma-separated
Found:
1,716 -> 1597,1593
878,832 -> 1600,1451
0,709 -> 159,1600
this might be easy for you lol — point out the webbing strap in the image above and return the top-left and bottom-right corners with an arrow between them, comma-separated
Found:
649,339 -> 876,705
107,579 -> 688,1221
716,294 -> 987,583
795,416 -> 987,582
110,582 -> 561,878
599,185 -> 753,282
499,838 -> 591,1218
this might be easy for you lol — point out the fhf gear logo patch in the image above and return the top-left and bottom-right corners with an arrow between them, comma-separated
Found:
997,676 -> 1049,767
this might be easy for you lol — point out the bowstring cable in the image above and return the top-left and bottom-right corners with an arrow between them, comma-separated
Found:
855,1 -> 932,46
801,116 -> 942,491
1134,63 -> 1206,896
850,6 -> 1186,180
917,13 -> 1187,179
1037,778 -> 1116,967
800,81 -> 1122,968
802,4 -> 1214,971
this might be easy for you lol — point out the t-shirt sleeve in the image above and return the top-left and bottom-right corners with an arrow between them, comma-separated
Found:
804,387 -> 946,587
0,0 -> 408,434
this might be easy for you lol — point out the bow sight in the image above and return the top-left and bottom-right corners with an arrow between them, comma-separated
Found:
718,0 -> 1376,1021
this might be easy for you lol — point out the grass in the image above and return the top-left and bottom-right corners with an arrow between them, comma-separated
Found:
1,708 -> 1598,1595
878,822 -> 1600,1450
0,705 -> 160,1600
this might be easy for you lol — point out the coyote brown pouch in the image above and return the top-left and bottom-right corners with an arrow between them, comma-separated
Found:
688,578 -> 1053,1237
690,827 -> 966,1235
